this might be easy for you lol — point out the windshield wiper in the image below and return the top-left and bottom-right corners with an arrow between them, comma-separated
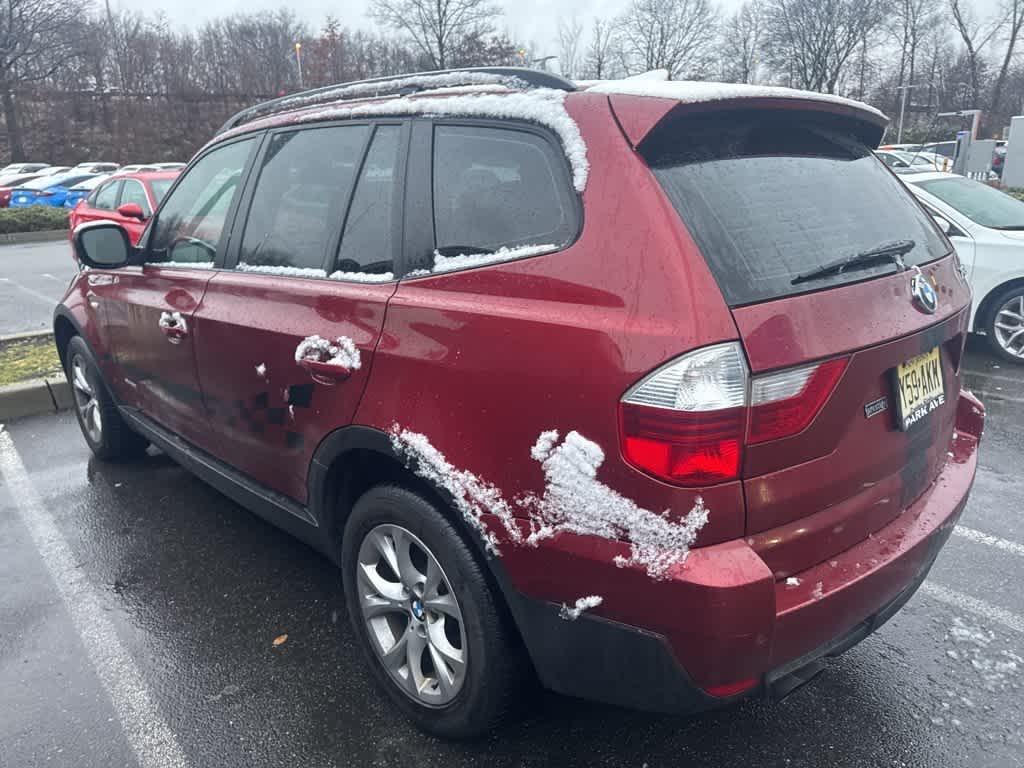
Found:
791,239 -> 916,285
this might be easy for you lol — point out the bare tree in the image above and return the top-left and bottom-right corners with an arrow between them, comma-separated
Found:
949,0 -> 1003,106
888,0 -> 939,112
990,0 -> 1024,124
763,0 -> 880,93
720,0 -> 763,83
0,0 -> 86,159
368,0 -> 501,69
616,0 -> 719,78
557,15 -> 584,79
583,18 -> 616,79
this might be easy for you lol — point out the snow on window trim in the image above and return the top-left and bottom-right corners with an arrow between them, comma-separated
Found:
144,261 -> 215,269
236,262 -> 394,283
586,79 -> 887,122
222,89 -> 590,192
390,426 -> 710,579
432,244 -> 559,274
294,334 -> 361,370
559,595 -> 603,621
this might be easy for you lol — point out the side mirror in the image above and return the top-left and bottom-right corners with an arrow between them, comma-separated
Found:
931,213 -> 954,236
117,202 -> 147,220
73,222 -> 133,269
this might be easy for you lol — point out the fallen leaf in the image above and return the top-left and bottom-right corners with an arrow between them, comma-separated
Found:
272,634 -> 288,647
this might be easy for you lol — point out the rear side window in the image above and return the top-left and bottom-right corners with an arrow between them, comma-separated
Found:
119,180 -> 150,214
92,181 -> 120,210
334,125 -> 401,277
240,125 -> 369,271
432,125 -> 577,254
644,111 -> 949,306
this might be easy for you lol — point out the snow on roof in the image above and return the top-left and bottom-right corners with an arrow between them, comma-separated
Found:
587,78 -> 887,122
258,71 -> 527,116
221,88 -> 590,192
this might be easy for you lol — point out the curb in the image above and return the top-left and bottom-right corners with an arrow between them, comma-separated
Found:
0,229 -> 68,245
0,329 -> 53,344
0,376 -> 71,422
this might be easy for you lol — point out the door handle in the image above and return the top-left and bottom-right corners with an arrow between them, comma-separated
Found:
297,356 -> 352,384
158,311 -> 188,343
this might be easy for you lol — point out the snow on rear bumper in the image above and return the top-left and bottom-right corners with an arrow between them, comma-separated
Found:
497,391 -> 982,704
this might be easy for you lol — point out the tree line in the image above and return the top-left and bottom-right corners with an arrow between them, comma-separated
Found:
1,0 -> 1023,162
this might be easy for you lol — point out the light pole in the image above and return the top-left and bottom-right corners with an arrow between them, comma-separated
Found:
895,83 -> 927,143
295,42 -> 304,89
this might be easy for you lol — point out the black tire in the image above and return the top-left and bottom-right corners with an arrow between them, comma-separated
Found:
342,484 -> 527,739
984,285 -> 1024,364
65,336 -> 149,460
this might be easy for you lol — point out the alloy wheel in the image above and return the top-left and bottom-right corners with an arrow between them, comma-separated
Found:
356,524 -> 468,707
994,294 -> 1024,359
71,354 -> 102,443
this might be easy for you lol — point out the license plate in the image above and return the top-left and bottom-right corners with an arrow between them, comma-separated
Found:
893,347 -> 945,430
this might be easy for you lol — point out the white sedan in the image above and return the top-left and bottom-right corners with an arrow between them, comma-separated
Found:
903,172 -> 1024,362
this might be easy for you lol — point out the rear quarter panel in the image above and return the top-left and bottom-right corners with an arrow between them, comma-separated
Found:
354,94 -> 747,551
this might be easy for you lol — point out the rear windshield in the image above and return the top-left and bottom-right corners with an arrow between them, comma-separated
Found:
644,111 -> 949,306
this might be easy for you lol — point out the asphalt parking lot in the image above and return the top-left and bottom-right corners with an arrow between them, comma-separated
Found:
0,240 -> 77,335
1,339 -> 1022,768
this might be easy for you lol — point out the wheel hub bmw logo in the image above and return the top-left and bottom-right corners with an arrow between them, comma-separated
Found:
411,599 -> 425,621
911,269 -> 938,314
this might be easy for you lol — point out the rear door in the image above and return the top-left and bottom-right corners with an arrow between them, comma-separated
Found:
102,136 -> 258,452
193,121 -> 404,502
644,109 -> 971,575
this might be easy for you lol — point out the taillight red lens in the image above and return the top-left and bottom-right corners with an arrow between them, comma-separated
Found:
747,358 -> 848,444
620,403 -> 746,486
619,344 -> 847,487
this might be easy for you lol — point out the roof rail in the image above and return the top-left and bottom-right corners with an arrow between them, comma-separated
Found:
216,67 -> 576,135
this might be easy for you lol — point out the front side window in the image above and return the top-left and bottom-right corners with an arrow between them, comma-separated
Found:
334,125 -> 402,277
239,125 -> 369,272
149,138 -> 255,264
92,181 -> 120,210
432,125 -> 577,256
119,180 -> 150,214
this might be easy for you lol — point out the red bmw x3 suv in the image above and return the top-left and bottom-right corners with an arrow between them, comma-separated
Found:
57,68 -> 984,738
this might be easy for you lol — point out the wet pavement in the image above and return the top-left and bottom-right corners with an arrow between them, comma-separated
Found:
1,338 -> 1022,768
0,240 -> 77,335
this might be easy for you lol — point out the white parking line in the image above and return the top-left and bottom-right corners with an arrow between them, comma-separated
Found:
972,391 -> 1024,406
954,525 -> 1024,558
0,427 -> 190,768
921,582 -> 1024,634
7,280 -> 58,306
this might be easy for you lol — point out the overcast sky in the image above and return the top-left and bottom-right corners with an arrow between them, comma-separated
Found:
124,0 -> 1004,67
120,0 -> 730,60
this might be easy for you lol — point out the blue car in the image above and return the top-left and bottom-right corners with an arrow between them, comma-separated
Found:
63,173 -> 113,209
9,172 -> 99,208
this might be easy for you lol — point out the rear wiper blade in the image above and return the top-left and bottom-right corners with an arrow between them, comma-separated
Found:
791,239 -> 916,285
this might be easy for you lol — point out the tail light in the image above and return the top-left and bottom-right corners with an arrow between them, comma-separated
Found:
620,343 -> 847,486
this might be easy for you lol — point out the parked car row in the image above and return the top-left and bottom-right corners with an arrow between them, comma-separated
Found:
0,161 -> 185,208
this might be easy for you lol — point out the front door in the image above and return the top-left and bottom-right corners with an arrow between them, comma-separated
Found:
104,136 -> 259,451
194,121 -> 405,501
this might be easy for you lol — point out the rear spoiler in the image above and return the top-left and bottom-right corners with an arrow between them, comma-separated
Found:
602,93 -> 888,150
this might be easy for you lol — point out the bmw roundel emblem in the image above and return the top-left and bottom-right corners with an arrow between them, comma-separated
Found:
911,269 -> 938,314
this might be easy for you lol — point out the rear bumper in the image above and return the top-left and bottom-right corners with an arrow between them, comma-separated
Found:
500,390 -> 983,713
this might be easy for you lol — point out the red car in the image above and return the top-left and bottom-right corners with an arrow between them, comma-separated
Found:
57,68 -> 984,738
68,170 -> 179,245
